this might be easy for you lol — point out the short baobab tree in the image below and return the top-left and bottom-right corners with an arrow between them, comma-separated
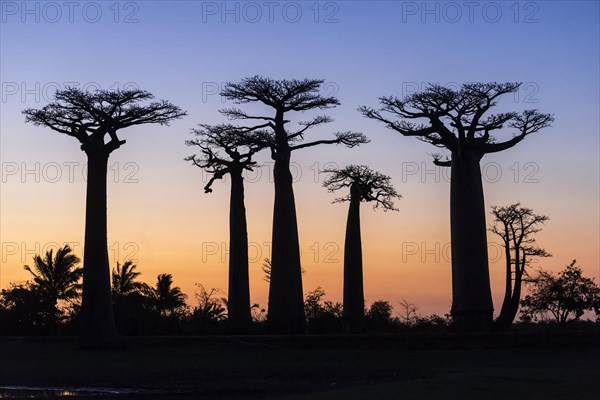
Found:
221,76 -> 368,334
186,124 -> 264,331
23,88 -> 186,347
322,165 -> 400,331
360,82 -> 553,331
490,203 -> 550,330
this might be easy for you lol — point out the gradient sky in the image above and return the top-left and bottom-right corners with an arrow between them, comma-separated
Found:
1,0 -> 598,316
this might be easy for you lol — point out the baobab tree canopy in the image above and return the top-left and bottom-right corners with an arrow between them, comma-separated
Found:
23,88 -> 186,154
360,82 -> 554,164
322,165 -> 401,211
221,76 -> 368,152
185,124 -> 263,193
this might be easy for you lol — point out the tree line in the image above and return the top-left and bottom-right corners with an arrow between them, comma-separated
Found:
7,77 -> 599,347
1,243 -> 598,336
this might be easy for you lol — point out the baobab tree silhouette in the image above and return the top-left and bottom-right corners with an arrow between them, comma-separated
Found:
490,203 -> 550,330
186,124 -> 264,331
221,76 -> 368,334
360,82 -> 553,331
23,88 -> 186,347
322,165 -> 400,332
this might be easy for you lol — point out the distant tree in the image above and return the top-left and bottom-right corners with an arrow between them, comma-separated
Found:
110,260 -> 151,334
322,165 -> 400,331
304,287 -> 327,321
0,282 -> 52,334
366,300 -> 393,321
111,260 -> 147,302
23,88 -> 186,347
146,274 -> 187,317
23,245 -> 82,327
303,287 -> 343,333
186,124 -> 264,331
520,260 -> 600,325
490,203 -> 551,330
397,298 -> 419,325
221,76 -> 368,334
361,82 -> 553,332
366,300 -> 394,331
191,284 -> 227,333
262,258 -> 304,283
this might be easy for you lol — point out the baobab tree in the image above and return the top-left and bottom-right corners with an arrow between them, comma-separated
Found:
322,165 -> 400,331
490,203 -> 550,330
221,76 -> 368,333
360,82 -> 553,331
23,88 -> 186,347
186,124 -> 264,331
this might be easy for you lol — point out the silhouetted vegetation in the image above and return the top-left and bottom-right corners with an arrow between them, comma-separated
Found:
0,245 -> 81,335
361,82 -> 554,332
220,76 -> 368,334
188,284 -> 227,334
1,282 -> 62,335
23,88 -> 186,348
322,165 -> 400,332
2,253 -> 598,336
186,124 -> 264,331
520,261 -> 600,325
490,203 -> 551,330
7,79 -> 597,345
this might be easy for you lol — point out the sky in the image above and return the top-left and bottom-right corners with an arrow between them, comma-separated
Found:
1,0 -> 599,316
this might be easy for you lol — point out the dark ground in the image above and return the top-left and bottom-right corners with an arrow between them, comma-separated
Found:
0,332 -> 599,399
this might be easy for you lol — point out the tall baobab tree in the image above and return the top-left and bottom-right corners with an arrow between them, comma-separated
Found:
186,124 -> 263,331
221,76 -> 368,333
360,82 -> 553,331
23,88 -> 186,347
322,165 -> 400,332
490,203 -> 550,330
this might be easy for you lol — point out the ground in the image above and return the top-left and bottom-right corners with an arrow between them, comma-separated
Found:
0,333 -> 598,399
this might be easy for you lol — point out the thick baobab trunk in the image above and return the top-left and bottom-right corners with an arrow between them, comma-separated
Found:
343,183 -> 365,332
267,147 -> 305,334
227,170 -> 252,331
449,151 -> 494,332
80,149 -> 120,347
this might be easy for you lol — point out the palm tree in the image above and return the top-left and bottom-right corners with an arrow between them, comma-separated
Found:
146,274 -> 187,316
23,244 -> 83,324
111,261 -> 147,302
